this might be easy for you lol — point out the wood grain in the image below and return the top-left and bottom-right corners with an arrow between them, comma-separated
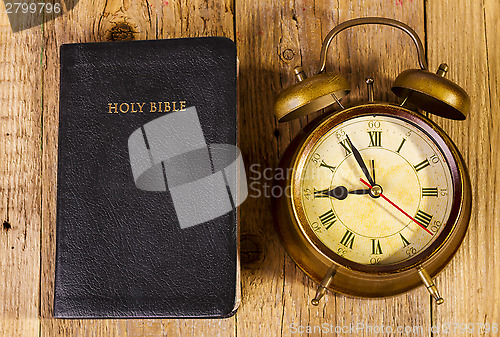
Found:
0,7 -> 42,337
426,0 -> 500,335
0,0 -> 498,336
484,0 -> 500,325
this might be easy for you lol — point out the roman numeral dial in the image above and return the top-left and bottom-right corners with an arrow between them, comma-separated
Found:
339,230 -> 355,249
339,139 -> 352,156
415,210 -> 433,228
396,138 -> 406,153
368,131 -> 382,147
300,115 -> 454,266
371,239 -> 383,255
319,209 -> 337,230
320,160 -> 336,172
314,189 -> 330,198
400,233 -> 410,247
414,158 -> 430,172
422,187 -> 438,197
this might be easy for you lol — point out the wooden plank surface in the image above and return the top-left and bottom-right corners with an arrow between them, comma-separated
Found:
0,0 -> 497,336
0,7 -> 42,337
426,0 -> 500,335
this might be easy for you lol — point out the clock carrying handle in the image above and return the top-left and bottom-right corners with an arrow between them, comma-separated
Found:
318,17 -> 428,73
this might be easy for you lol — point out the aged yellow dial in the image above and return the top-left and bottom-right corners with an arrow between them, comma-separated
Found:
300,114 -> 454,266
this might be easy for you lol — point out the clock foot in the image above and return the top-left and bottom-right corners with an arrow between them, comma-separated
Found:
418,266 -> 444,305
311,265 -> 337,306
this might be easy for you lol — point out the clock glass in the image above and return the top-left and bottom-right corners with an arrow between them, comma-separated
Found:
299,114 -> 454,267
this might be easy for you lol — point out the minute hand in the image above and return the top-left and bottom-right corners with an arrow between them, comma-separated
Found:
346,135 -> 375,186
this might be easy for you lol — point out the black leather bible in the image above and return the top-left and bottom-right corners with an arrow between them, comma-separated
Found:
54,37 -> 240,318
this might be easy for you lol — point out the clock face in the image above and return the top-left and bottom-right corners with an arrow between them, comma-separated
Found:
299,114 -> 454,266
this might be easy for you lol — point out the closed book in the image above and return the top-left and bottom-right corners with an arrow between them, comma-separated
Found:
54,37 -> 240,318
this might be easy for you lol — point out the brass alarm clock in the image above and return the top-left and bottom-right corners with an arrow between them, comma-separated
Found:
272,17 -> 472,305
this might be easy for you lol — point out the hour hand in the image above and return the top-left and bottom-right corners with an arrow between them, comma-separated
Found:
314,186 -> 371,200
348,188 -> 371,195
346,135 -> 375,186
314,186 -> 349,200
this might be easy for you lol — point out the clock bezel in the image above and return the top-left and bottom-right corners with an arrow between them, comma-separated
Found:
290,103 -> 464,274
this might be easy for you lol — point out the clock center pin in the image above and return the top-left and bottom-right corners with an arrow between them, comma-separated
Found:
369,184 -> 383,198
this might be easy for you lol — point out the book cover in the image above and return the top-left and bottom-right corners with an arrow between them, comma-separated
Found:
54,37 -> 241,318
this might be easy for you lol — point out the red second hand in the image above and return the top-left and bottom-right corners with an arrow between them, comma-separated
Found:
359,178 -> 433,235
